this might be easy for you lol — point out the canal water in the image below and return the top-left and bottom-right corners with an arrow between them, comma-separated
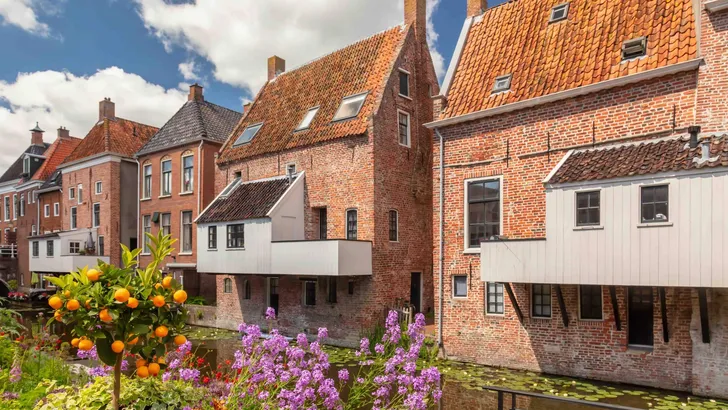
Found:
13,306 -> 728,410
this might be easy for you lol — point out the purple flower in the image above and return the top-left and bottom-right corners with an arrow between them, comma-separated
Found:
337,369 -> 349,383
9,366 -> 21,383
179,368 -> 200,382
76,345 -> 99,360
265,307 -> 276,320
317,327 -> 328,340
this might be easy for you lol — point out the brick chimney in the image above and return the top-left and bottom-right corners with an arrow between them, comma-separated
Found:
189,83 -> 204,102
99,98 -> 115,121
243,102 -> 252,114
405,0 -> 426,41
30,122 -> 44,146
467,0 -> 487,17
267,56 -> 285,81
57,126 -> 70,138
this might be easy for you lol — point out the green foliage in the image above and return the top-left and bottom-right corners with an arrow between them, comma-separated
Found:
185,296 -> 207,306
7,280 -> 18,291
30,273 -> 39,286
0,300 -> 26,338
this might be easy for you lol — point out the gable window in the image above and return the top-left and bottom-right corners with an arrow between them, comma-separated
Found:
161,213 -> 171,236
398,111 -> 411,147
622,37 -> 647,61
296,107 -> 319,131
69,241 -> 80,254
486,282 -> 504,314
233,123 -> 263,146
466,178 -> 501,249
77,184 -> 83,203
23,156 -> 30,174
44,204 -> 50,217
182,155 -> 194,193
142,215 -> 151,253
579,285 -> 603,320
303,280 -> 317,306
208,226 -> 217,249
161,160 -> 172,196
143,164 -> 152,199
453,275 -> 468,298
32,241 -> 39,257
399,70 -> 410,98
224,278 -> 233,294
641,185 -> 668,222
319,208 -> 327,240
327,277 -> 337,303
576,191 -> 600,226
98,236 -> 105,256
93,203 -> 101,227
69,187 -> 75,200
532,284 -> 552,318
549,3 -> 569,23
227,224 -> 245,248
181,211 -> 193,253
46,240 -> 54,257
244,279 -> 251,299
333,93 -> 367,122
53,202 -> 59,216
4,197 -> 9,221
346,209 -> 358,240
492,74 -> 512,94
95,181 -> 102,195
70,207 -> 77,230
389,210 -> 398,242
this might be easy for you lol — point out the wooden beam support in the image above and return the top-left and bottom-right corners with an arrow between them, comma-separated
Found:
659,287 -> 669,343
698,288 -> 710,343
555,285 -> 568,328
504,283 -> 523,323
609,286 -> 621,331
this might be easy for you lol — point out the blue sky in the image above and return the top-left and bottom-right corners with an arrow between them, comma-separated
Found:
0,0 -> 505,168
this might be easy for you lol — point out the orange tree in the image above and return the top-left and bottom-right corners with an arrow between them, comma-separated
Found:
46,232 -> 189,410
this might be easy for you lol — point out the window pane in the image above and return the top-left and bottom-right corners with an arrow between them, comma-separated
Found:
483,181 -> 500,199
654,186 -> 668,202
162,161 -> 171,172
469,202 -> 485,224
469,224 -> 484,247
655,202 -> 668,220
468,182 -> 485,202
333,94 -> 367,121
576,193 -> 588,208
399,71 -> 409,96
233,123 -> 263,146
642,204 -> 654,222
589,191 -> 600,207
485,201 -> 499,223
588,208 -> 599,225
297,108 -> 319,130
485,223 -> 500,238
641,187 -> 654,203
453,276 -> 467,297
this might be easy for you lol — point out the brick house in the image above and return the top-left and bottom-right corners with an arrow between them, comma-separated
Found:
195,0 -> 438,344
427,0 -> 728,397
134,84 -> 241,303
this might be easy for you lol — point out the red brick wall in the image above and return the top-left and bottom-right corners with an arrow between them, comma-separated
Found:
15,186 -> 39,288
38,190 -> 62,234
697,1 -> 728,132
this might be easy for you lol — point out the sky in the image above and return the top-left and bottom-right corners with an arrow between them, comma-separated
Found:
0,0 -> 504,171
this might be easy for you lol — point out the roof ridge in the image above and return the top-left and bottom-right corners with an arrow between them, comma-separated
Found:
113,116 -> 159,130
200,99 -> 242,116
103,118 -> 111,152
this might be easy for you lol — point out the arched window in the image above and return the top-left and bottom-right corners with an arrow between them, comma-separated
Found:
244,280 -> 251,300
223,278 -> 232,294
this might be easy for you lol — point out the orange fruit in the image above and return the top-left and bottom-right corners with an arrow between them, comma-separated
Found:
111,340 -> 125,354
136,358 -> 147,368
63,290 -> 71,298
87,269 -> 101,282
173,290 -> 187,304
152,295 -> 166,308
71,338 -> 80,347
66,299 -> 80,311
114,288 -> 130,303
48,296 -> 62,310
174,335 -> 187,346
84,299 -> 92,309
128,336 -> 139,345
78,339 -> 94,351
136,366 -> 149,378
162,276 -> 173,289
154,326 -> 168,338
154,283 -> 162,290
54,310 -> 63,321
126,297 -> 139,309
157,357 -> 165,364
99,309 -> 112,323
148,362 -> 160,376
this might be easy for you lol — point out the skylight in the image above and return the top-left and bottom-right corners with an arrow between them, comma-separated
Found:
332,93 -> 368,122
622,37 -> 647,61
492,74 -> 512,94
233,123 -> 263,147
219,175 -> 242,197
549,3 -> 569,23
296,107 -> 319,130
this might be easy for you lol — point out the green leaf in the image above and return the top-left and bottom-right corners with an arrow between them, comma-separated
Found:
46,276 -> 66,288
95,335 -> 117,366
131,323 -> 151,336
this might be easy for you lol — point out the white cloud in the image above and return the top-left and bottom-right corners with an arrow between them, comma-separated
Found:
0,67 -> 187,170
134,0 -> 444,95
0,0 -> 49,36
178,59 -> 200,82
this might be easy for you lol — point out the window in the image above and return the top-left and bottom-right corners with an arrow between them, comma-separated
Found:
227,224 -> 245,248
622,37 -> 647,60
326,277 -> 337,303
69,187 -> 75,200
224,278 -> 233,294
296,107 -> 319,130
399,70 -> 410,97
92,203 -> 101,227
579,285 -> 603,320
303,280 -> 317,306
453,275 -> 467,298
333,93 -> 367,121
532,284 -> 552,318
4,197 -> 9,221
69,241 -> 80,254
161,160 -> 172,196
53,202 -> 59,216
23,156 -> 30,174
19,195 -> 24,217
44,204 -> 50,217
467,178 -> 501,248
346,209 -> 357,240
244,280 -> 251,299
398,111 -> 411,147
208,226 -> 217,249
95,181 -> 102,194
46,240 -> 54,257
486,283 -> 504,314
549,3 -> 569,23
31,225 -> 36,236
348,280 -> 354,295
286,163 -> 296,175
161,213 -> 171,236
142,215 -> 151,253
182,155 -> 194,193
143,164 -> 152,199
389,210 -> 398,241
70,207 -> 77,229
219,174 -> 242,197
12,194 -> 17,219
319,208 -> 327,239
576,191 -> 600,226
32,241 -> 39,257
77,184 -> 83,203
641,185 -> 668,222
181,211 -> 193,253
98,236 -> 105,256
233,123 -> 263,146
492,74 -> 512,93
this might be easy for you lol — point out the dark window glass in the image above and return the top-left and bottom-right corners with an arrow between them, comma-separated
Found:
304,281 -> 316,306
641,185 -> 668,222
486,282 -> 504,314
70,207 -> 77,230
98,236 -> 105,256
69,242 -> 80,254
223,278 -> 232,294
389,210 -> 398,241
181,211 -> 193,252
576,191 -> 600,226
398,112 -> 410,146
346,210 -> 357,240
348,280 -> 354,295
142,215 -> 151,253
327,277 -> 337,303
532,284 -> 552,318
161,160 -> 172,196
580,285 -> 603,320
161,213 -> 171,236
143,165 -> 152,198
32,241 -> 38,257
453,275 -> 467,297
319,208 -> 327,240
468,179 -> 500,247
208,226 -> 217,249
46,240 -> 54,257
182,155 -> 194,192
93,203 -> 101,227
399,71 -> 409,97
227,224 -> 245,248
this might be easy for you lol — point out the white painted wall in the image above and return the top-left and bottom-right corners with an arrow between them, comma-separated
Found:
196,218 -> 272,274
270,240 -> 372,276
481,169 -> 728,287
269,174 -> 305,241
29,229 -> 110,274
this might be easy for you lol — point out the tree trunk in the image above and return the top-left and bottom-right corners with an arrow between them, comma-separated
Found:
112,353 -> 122,410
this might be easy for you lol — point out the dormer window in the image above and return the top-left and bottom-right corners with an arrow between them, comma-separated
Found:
233,123 -> 263,146
22,156 -> 30,174
492,74 -> 512,94
622,37 -> 647,61
332,92 -> 368,122
549,3 -> 569,23
296,107 -> 319,131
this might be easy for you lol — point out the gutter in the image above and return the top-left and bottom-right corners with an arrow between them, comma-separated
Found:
435,129 -> 445,349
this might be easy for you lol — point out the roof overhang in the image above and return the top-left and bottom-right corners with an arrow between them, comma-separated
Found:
426,58 -> 704,129
135,137 -> 223,158
16,180 -> 43,191
35,186 -> 61,195
57,153 -> 125,173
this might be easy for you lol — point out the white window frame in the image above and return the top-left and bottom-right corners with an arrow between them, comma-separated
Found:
578,285 -> 604,321
397,110 -> 411,147
492,74 -> 512,94
69,187 -> 75,200
19,194 -> 24,217
142,164 -> 152,199
332,92 -> 368,122
53,202 -> 59,216
92,202 -> 101,228
463,175 -> 504,253
485,282 -> 505,316
398,68 -> 411,99
69,241 -> 80,255
32,241 -> 39,257
27,192 -> 32,204
4,197 -> 9,221
180,210 -> 193,254
12,194 -> 17,220
160,159 -> 172,197
224,278 -> 233,294
181,154 -> 194,194
95,181 -> 102,195
296,107 -> 319,131
98,235 -> 105,256
44,204 -> 50,218
574,189 -> 603,229
77,184 -> 83,204
30,224 -> 36,236
549,3 -> 569,23
233,123 -> 264,147
639,183 -> 670,224
302,279 -> 317,306
452,275 -> 468,298
142,215 -> 152,254
23,156 -> 30,174
70,206 -> 77,230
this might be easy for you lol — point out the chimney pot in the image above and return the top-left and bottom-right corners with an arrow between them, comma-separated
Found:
189,83 -> 204,102
467,0 -> 488,17
57,127 -> 70,138
267,56 -> 286,81
30,122 -> 44,146
99,98 -> 116,121
688,125 -> 701,149
404,0 -> 426,40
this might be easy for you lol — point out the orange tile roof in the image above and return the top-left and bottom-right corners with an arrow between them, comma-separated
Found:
63,117 -> 158,165
442,0 -> 697,119
217,25 -> 408,165
33,136 -> 82,181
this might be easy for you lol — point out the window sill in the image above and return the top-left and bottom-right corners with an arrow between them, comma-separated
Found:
398,143 -> 411,148
485,312 -> 505,317
573,225 -> 604,231
178,252 -> 193,256
140,253 -> 151,256
140,198 -> 151,202
158,195 -> 172,199
637,222 -> 673,228
626,345 -> 654,354
178,192 -> 194,196
452,296 -> 468,300
398,93 -> 412,101
226,248 -> 246,251
578,318 -> 604,322
463,248 -> 480,255
207,249 -> 218,252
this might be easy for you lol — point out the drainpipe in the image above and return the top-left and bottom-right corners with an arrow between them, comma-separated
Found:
197,140 -> 203,214
135,158 -> 141,262
435,129 -> 445,348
